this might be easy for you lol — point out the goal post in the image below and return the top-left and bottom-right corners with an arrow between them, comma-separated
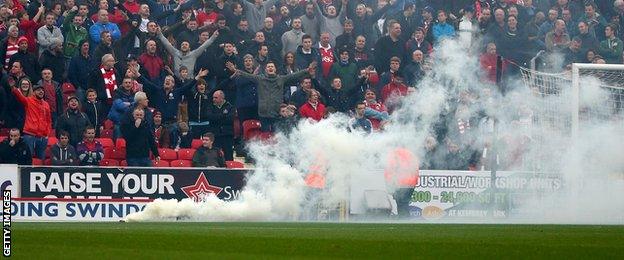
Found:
519,63 -> 624,171
521,63 -> 624,138
571,63 -> 624,139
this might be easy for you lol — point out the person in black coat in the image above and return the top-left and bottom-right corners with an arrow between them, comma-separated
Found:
8,37 -> 41,83
83,88 -> 106,137
322,77 -> 359,113
192,132 -> 226,167
0,128 -> 32,165
207,90 -> 235,161
56,96 -> 91,146
38,41 -> 66,83
121,107 -> 160,167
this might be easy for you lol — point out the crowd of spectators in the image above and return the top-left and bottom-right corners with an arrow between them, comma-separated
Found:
0,0 -> 620,170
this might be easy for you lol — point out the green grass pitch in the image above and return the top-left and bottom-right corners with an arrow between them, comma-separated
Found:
11,222 -> 624,258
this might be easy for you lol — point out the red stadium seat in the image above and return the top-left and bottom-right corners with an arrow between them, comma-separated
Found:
99,159 -> 119,166
153,160 -> 170,167
191,139 -> 202,149
242,120 -> 262,141
100,129 -> 114,138
103,119 -> 114,130
111,147 -> 126,160
104,147 -> 126,160
48,129 -> 56,137
45,147 -> 51,159
32,158 -> 44,165
97,138 -> 114,149
177,148 -> 195,160
225,160 -> 245,169
170,160 -> 192,168
0,128 -> 10,136
44,159 -> 51,165
0,136 -> 6,143
158,148 -> 177,160
120,160 -> 127,166
103,147 -> 114,159
116,138 -> 126,148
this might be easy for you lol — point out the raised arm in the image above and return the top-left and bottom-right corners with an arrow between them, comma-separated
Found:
313,0 -> 326,20
10,87 -> 28,106
157,30 -> 179,55
281,61 -> 316,83
370,1 -> 394,22
137,74 -> 162,93
226,61 -> 262,81
173,69 -> 207,95
338,0 -> 347,21
63,8 -> 78,31
33,4 -> 45,23
263,0 -> 277,10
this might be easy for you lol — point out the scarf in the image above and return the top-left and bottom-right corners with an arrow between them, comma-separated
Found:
4,38 -> 18,69
101,66 -> 117,99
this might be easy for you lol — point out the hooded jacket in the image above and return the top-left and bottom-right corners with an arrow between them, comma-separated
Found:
10,87 -> 52,137
50,143 -> 78,166
56,108 -> 91,146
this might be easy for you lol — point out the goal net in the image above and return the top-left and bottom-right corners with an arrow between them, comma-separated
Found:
518,63 -> 624,171
520,63 -> 624,137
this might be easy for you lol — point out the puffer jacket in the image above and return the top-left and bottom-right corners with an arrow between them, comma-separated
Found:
107,88 -> 134,124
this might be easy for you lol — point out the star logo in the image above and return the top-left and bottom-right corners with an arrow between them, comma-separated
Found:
181,172 -> 223,202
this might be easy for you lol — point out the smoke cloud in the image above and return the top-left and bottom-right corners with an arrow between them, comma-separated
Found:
125,39 -> 624,224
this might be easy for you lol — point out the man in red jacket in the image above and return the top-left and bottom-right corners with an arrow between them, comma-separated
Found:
10,84 -> 52,159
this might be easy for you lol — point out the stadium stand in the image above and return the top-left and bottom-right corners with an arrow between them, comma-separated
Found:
0,0 -> 620,172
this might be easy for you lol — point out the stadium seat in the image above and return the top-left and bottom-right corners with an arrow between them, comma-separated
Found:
116,138 -> 126,148
103,119 -> 114,130
103,147 -> 114,159
191,139 -> 202,149
48,129 -> 56,137
0,136 -> 6,143
177,148 -> 195,160
100,129 -> 114,138
47,137 -> 58,147
45,147 -> 51,159
225,160 -> 245,169
153,160 -> 170,167
104,147 -> 126,160
120,160 -> 127,166
242,120 -> 262,141
99,159 -> 119,166
31,158 -> 44,166
170,160 -> 192,168
0,128 -> 10,136
158,148 -> 177,160
98,138 -> 114,149
44,159 -> 51,165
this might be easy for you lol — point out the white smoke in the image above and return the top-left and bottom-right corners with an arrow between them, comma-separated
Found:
125,39 -> 624,224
